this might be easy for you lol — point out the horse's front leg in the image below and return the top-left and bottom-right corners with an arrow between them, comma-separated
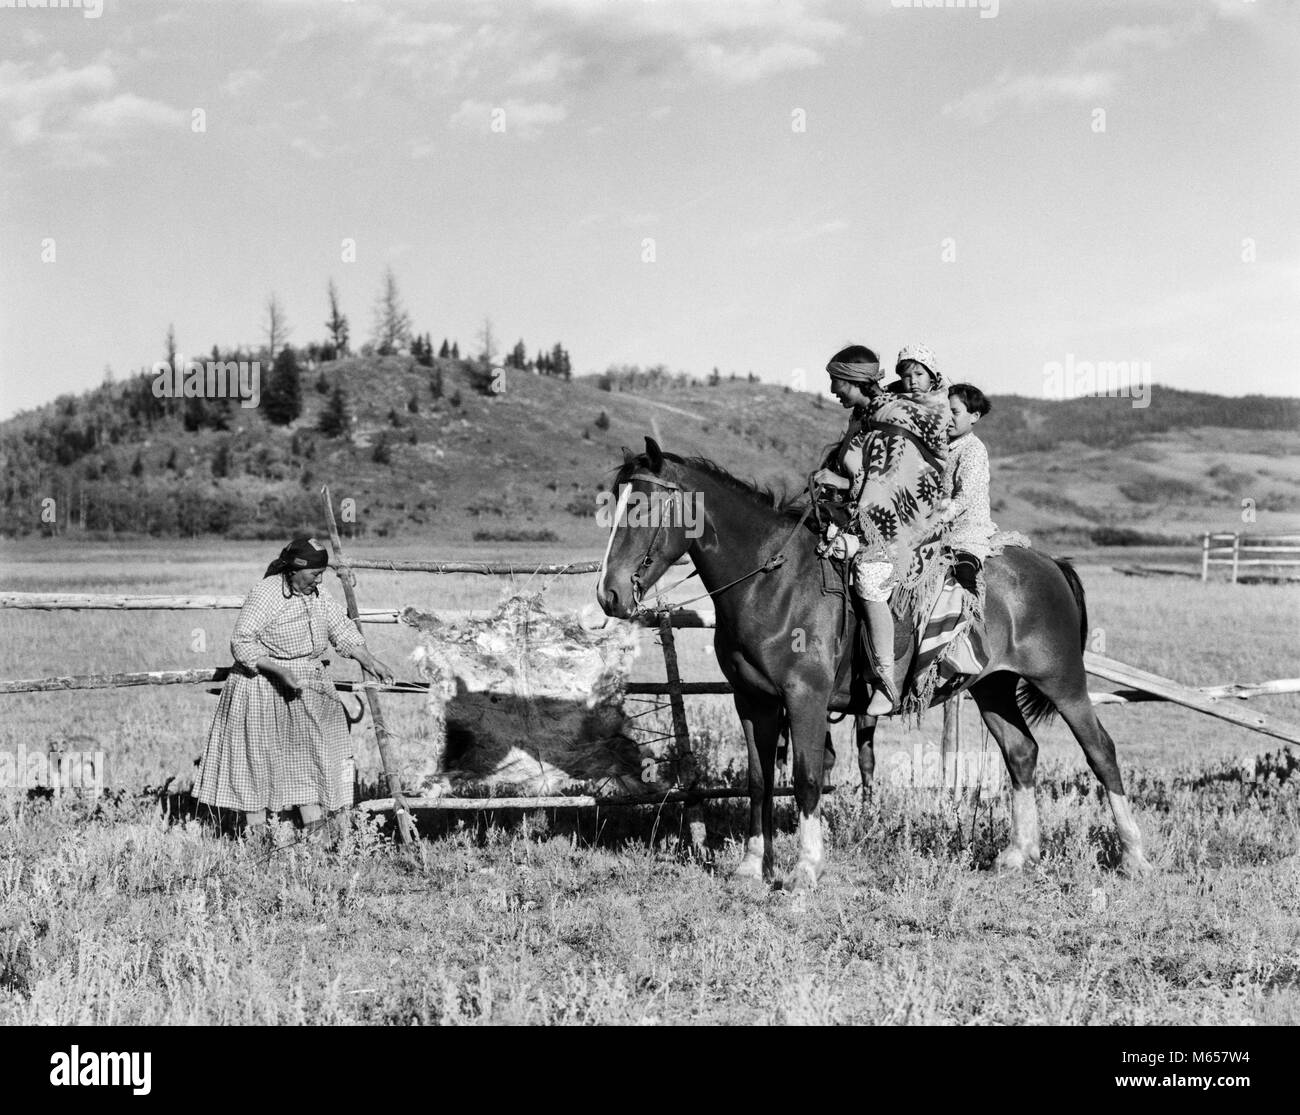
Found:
784,687 -> 833,891
856,713 -> 877,803
732,689 -> 782,884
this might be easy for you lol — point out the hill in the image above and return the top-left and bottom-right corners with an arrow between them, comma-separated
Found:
1,358 -> 1297,547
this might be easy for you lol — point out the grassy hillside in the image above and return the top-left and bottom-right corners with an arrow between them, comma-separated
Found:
1,359 -> 1296,545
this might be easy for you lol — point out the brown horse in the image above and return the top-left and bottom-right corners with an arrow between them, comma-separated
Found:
597,438 -> 1152,889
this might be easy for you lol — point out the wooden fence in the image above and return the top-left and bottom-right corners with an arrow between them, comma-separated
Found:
5,491 -> 1300,826
1202,532 -> 1300,584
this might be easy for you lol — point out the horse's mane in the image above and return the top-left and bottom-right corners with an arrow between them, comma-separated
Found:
612,451 -> 807,519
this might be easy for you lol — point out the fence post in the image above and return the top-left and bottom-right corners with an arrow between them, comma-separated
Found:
321,486 -> 418,846
659,615 -> 706,849
1231,533 -> 1240,585
941,691 -> 963,792
1201,532 -> 1210,583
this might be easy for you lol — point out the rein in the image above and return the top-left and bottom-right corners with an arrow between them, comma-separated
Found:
622,470 -> 816,617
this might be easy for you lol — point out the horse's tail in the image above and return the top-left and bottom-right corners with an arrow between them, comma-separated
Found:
1016,557 -> 1089,727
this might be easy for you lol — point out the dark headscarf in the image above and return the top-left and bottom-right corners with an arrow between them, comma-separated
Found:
264,536 -> 330,578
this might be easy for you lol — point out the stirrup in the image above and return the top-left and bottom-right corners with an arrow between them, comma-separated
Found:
866,688 -> 894,716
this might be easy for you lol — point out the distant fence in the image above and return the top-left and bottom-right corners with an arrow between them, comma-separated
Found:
1202,533 -> 1300,584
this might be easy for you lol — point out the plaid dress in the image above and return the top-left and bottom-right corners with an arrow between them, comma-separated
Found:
194,576 -> 366,813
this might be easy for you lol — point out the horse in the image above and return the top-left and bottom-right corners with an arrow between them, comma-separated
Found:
596,438 -> 1152,890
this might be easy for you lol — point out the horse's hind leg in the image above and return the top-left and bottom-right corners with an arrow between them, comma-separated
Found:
969,673 -> 1042,872
733,691 -> 781,883
1047,685 -> 1153,878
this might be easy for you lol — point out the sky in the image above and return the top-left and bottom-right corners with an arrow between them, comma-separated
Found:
1,0 -> 1298,419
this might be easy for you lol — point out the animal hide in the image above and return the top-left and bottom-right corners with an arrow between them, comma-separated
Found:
398,595 -> 657,797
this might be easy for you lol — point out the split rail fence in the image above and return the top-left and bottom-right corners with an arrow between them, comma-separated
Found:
1202,533 -> 1300,584
4,490 -> 1300,833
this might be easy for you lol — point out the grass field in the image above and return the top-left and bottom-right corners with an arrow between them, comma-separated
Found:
2,538 -> 1298,1024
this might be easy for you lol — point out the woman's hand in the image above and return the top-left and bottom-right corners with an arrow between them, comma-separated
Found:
355,649 -> 396,685
257,658 -> 301,696
812,468 -> 849,490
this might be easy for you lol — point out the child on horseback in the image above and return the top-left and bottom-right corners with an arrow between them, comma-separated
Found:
812,344 -> 951,714
939,383 -> 997,595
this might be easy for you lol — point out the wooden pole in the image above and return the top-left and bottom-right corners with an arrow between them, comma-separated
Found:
1231,533 -> 1240,585
321,486 -> 418,845
0,592 -> 399,621
357,785 -> 832,812
941,691 -> 964,792
339,558 -> 602,575
1201,532 -> 1209,583
659,615 -> 706,848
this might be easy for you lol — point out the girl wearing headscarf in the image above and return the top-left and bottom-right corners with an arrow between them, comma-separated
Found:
812,344 -> 951,714
194,536 -> 396,836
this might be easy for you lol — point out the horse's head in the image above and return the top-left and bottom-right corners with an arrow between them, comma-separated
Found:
597,436 -> 700,619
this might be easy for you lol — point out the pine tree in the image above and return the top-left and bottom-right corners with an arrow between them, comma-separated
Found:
451,341 -> 460,359
439,338 -> 450,359
264,294 -> 290,358
372,268 -> 411,356
263,346 -> 303,425
326,280 -> 349,357
511,339 -> 527,370
318,383 -> 350,437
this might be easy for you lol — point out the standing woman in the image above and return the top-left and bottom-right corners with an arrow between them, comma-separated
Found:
195,536 -> 396,836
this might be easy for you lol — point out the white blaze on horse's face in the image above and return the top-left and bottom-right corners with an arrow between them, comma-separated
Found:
597,481 -> 634,607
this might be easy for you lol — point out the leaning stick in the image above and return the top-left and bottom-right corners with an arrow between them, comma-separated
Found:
321,487 -> 418,844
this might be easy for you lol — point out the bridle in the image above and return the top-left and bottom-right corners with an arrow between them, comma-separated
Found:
614,468 -> 816,617
622,471 -> 682,613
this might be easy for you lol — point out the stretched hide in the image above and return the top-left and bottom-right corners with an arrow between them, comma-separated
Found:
399,595 -> 656,796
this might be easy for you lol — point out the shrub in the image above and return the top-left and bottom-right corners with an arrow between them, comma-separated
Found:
594,410 -> 610,431
1118,476 -> 1205,503
472,528 -> 560,543
371,436 -> 392,465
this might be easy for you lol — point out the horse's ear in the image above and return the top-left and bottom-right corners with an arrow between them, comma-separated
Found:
620,445 -> 635,464
644,436 -> 663,473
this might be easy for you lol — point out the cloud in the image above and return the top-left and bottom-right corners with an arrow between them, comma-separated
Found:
0,59 -> 182,157
73,93 -> 186,131
687,40 -> 823,85
221,69 -> 265,97
943,69 -> 1116,125
944,16 -> 1197,125
449,98 -> 567,139
290,136 -> 324,160
750,218 -> 849,247
508,50 -> 586,86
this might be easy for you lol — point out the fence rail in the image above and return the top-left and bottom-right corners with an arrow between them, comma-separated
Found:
1201,532 -> 1300,583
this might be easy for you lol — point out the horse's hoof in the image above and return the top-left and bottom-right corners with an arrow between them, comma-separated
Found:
732,855 -> 765,883
783,860 -> 819,892
1119,851 -> 1154,879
